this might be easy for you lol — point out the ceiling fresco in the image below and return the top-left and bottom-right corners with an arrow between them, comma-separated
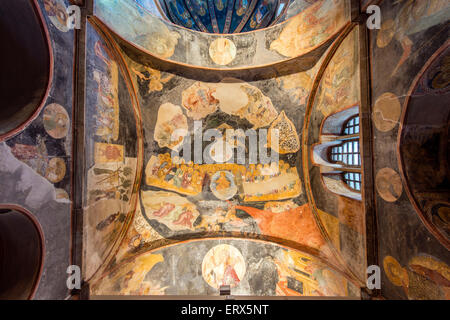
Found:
304,27 -> 367,283
1,0 -> 449,301
155,0 -> 291,34
81,0 -> 370,297
91,239 -> 360,297
93,0 -> 350,69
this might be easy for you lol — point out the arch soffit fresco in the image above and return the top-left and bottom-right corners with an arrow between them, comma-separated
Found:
82,20 -> 145,282
301,24 -> 365,285
90,237 -> 361,294
92,0 -> 352,71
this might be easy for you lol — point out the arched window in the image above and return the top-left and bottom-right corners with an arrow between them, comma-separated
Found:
328,114 -> 362,192
314,106 -> 363,200
343,172 -> 362,191
342,115 -> 360,135
330,139 -> 361,166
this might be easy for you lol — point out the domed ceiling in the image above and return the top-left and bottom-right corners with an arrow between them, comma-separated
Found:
156,0 -> 291,33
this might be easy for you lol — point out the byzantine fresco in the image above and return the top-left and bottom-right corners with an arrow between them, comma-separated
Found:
93,0 -> 350,69
303,27 -> 367,283
91,239 -> 360,297
156,0 -> 285,34
84,0 -> 371,298
383,254 -> 450,300
96,48 -> 341,273
81,1 -> 379,294
270,0 -> 349,58
83,22 -> 142,281
370,0 -> 450,299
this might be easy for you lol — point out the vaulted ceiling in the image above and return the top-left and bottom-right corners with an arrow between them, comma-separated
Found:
156,0 -> 291,33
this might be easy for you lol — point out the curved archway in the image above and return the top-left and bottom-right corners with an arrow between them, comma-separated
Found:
0,205 -> 44,300
0,0 -> 52,141
398,43 -> 450,249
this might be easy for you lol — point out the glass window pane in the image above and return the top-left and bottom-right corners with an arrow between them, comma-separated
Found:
348,142 -> 353,153
354,141 -> 359,152
343,143 -> 347,153
343,154 -> 348,164
349,173 -> 354,180
355,182 -> 361,191
355,126 -> 359,134
349,181 -> 355,189
355,174 -> 361,181
354,154 -> 358,165
338,146 -> 343,153
338,154 -> 342,161
348,155 -> 353,165
355,117 -> 359,125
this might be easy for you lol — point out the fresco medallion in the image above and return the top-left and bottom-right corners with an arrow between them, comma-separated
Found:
210,171 -> 238,200
375,168 -> 403,202
45,157 -> 66,183
373,93 -> 401,132
43,103 -> 70,139
209,38 -> 237,65
202,244 -> 246,289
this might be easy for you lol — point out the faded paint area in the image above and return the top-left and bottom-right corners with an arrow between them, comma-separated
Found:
93,0 -> 350,69
91,239 -> 360,297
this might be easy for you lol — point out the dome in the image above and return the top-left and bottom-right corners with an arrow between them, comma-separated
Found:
156,0 -> 291,34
